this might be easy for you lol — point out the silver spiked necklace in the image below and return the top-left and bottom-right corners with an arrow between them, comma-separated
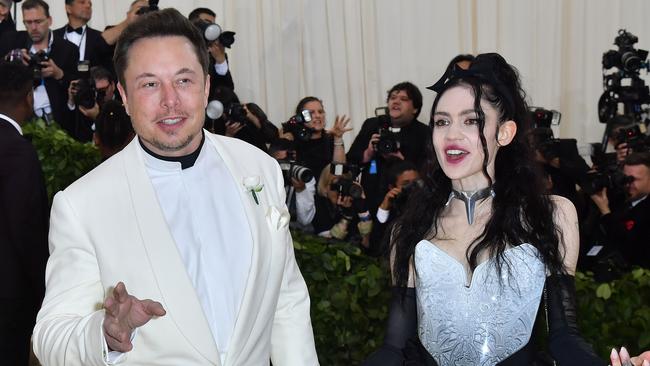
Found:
445,186 -> 495,225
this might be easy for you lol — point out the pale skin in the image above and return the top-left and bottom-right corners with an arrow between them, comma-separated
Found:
106,35 -> 210,352
391,85 -> 649,364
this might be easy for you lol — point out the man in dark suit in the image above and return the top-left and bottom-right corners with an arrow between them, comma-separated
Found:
591,152 -> 650,268
0,61 -> 50,366
0,0 -> 79,135
0,0 -> 16,38
53,0 -> 113,73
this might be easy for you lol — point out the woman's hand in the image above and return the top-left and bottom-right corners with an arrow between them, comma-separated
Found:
610,347 -> 650,366
328,115 -> 352,139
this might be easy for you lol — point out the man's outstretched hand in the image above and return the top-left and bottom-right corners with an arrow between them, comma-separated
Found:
103,282 -> 166,352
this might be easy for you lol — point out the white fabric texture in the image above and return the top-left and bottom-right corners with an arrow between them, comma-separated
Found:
141,141 -> 253,357
17,0 -> 650,147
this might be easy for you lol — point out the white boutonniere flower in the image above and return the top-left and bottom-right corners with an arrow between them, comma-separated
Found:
243,176 -> 264,205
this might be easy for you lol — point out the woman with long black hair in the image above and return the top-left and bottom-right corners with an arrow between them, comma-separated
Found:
364,53 -> 649,366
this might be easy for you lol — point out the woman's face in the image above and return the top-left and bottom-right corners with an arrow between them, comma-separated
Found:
431,85 -> 501,190
303,100 -> 325,133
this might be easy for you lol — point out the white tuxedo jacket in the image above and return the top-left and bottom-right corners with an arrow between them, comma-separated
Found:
33,132 -> 319,365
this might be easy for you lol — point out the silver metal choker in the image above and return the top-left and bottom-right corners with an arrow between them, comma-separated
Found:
445,186 -> 495,225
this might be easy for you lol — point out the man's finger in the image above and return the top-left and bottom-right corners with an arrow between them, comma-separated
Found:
114,282 -> 128,303
142,299 -> 166,317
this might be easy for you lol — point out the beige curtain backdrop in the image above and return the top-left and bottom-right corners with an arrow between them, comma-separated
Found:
13,0 -> 650,148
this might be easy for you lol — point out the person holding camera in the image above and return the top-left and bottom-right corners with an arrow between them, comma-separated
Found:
347,82 -> 429,214
590,152 -> 650,268
188,7 -> 235,93
0,0 -> 78,126
208,85 -> 279,152
283,96 -> 352,177
269,138 -> 317,231
313,164 -> 373,248
65,65 -> 120,142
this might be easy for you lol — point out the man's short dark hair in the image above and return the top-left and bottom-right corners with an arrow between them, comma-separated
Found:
22,0 -> 51,17
64,0 -> 75,5
188,7 -> 216,22
113,8 -> 209,88
624,152 -> 650,169
0,61 -> 33,108
90,66 -> 115,83
386,81 -> 423,118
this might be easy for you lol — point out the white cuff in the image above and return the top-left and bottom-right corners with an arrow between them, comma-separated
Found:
67,101 -> 76,111
101,319 -> 137,365
214,59 -> 229,76
376,207 -> 390,224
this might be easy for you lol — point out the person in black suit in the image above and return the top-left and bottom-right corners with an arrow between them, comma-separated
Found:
347,81 -> 429,214
0,61 -> 50,366
0,0 -> 79,129
0,0 -> 16,38
53,0 -> 113,74
590,152 -> 650,268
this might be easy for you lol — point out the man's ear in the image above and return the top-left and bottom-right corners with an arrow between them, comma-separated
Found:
117,82 -> 129,115
497,120 -> 517,146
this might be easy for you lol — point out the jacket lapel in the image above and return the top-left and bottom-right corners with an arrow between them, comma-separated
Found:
205,134 -> 272,364
121,139 -> 221,365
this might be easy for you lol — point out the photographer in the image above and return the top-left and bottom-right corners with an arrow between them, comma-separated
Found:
208,86 -> 278,152
368,160 -> 420,257
0,0 -> 15,38
347,82 -> 429,213
283,96 -> 352,176
65,65 -> 119,142
313,164 -> 373,249
189,7 -> 235,92
269,138 -> 316,230
0,0 -> 78,126
590,152 -> 650,268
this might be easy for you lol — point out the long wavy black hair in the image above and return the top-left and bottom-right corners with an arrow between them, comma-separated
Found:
391,53 -> 566,288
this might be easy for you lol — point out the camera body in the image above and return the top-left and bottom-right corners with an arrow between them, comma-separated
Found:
73,79 -> 97,109
330,178 -> 363,200
278,160 -> 313,186
374,107 -> 401,154
225,103 -> 247,123
529,107 -> 563,160
28,50 -> 49,81
194,20 -> 236,48
282,110 -> 313,142
581,169 -> 634,196
136,0 -> 159,15
614,124 -> 650,153
602,30 -> 649,73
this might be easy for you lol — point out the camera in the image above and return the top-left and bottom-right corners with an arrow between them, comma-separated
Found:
614,124 -> 650,153
225,103 -> 247,123
330,178 -> 363,199
581,169 -> 634,196
194,20 -> 236,48
529,107 -> 563,160
602,29 -> 649,73
598,29 -> 650,125
282,110 -> 313,142
27,50 -> 49,81
136,0 -> 159,15
374,107 -> 401,154
278,160 -> 313,185
73,61 -> 97,109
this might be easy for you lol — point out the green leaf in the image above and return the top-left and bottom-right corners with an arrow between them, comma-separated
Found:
596,283 -> 612,300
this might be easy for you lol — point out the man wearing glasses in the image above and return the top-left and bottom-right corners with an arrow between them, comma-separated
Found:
0,0 -> 78,127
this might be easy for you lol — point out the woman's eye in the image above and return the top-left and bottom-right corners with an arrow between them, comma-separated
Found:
433,119 -> 449,127
465,118 -> 479,125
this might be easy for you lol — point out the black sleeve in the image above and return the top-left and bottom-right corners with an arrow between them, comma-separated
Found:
347,118 -> 377,165
546,274 -> 607,366
208,55 -> 235,94
362,287 -> 418,366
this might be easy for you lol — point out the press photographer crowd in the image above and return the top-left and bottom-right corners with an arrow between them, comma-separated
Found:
1,0 -> 650,365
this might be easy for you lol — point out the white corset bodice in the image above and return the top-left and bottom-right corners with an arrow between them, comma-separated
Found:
414,240 -> 546,366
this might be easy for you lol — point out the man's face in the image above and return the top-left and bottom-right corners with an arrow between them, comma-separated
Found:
0,2 -> 9,21
66,0 -> 92,23
197,12 -> 215,23
394,169 -> 419,189
387,89 -> 417,126
94,78 -> 114,103
117,36 -> 209,157
623,164 -> 650,201
23,7 -> 52,44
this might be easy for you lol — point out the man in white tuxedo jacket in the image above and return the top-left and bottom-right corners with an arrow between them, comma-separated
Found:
32,8 -> 318,366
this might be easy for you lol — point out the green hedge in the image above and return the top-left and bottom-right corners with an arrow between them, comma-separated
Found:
22,119 -> 101,203
27,121 -> 650,363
